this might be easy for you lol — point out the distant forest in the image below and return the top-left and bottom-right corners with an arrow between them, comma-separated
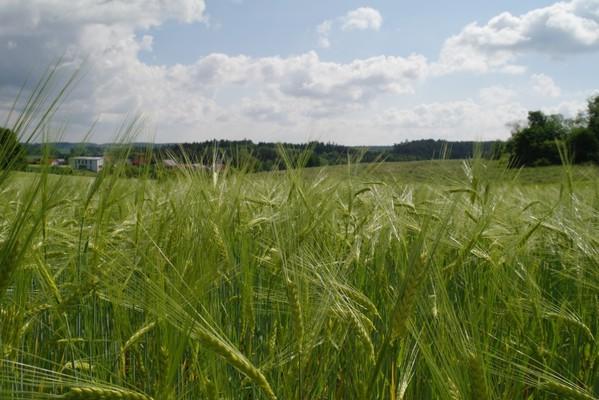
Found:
166,140 -> 505,171
23,139 -> 501,171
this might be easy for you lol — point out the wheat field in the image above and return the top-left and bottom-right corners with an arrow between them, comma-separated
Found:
1,147 -> 599,399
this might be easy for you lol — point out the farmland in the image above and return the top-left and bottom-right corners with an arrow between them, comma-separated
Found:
3,0 -> 599,397
1,157 -> 599,399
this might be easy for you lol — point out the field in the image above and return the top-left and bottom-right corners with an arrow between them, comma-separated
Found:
1,157 -> 599,399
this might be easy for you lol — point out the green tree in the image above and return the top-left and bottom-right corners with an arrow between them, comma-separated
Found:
587,95 -> 599,140
0,127 -> 26,169
568,127 -> 599,163
508,111 -> 567,167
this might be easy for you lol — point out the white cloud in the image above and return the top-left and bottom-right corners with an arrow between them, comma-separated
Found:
543,99 -> 587,116
436,0 -> 599,74
341,7 -> 383,31
315,7 -> 383,48
317,20 -> 332,48
531,73 -> 562,97
0,0 -> 206,34
479,86 -> 517,105
240,96 -> 291,125
0,0 -> 206,88
273,52 -> 428,101
373,86 -> 595,143
168,51 -> 428,101
377,99 -> 528,140
139,35 -> 154,52
0,0 -> 211,140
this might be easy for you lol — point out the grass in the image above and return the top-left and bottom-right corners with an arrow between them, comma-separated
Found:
308,159 -> 599,186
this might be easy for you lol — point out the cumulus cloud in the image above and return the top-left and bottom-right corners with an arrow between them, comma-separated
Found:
478,86 -> 518,105
273,52 -> 428,101
172,51 -> 429,126
0,0 -> 206,98
0,0 -> 232,141
374,85 -> 593,142
546,101 -> 582,116
0,0 -> 205,34
341,7 -> 383,31
316,7 -> 383,48
317,20 -> 332,48
530,73 -> 562,97
240,96 -> 291,125
163,51 -> 428,103
436,0 -> 599,74
377,98 -> 528,140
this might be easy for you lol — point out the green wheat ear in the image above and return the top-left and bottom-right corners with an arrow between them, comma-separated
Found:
542,382 -> 596,400
0,239 -> 18,296
467,352 -> 489,400
63,386 -> 153,400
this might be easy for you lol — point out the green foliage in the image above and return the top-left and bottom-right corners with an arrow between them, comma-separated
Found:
392,139 -> 501,161
508,111 -> 567,167
588,95 -> 599,139
0,127 -> 26,170
508,96 -> 599,167
568,127 -> 599,163
157,139 -> 501,172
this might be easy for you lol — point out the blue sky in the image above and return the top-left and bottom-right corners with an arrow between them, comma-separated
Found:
1,0 -> 598,144
143,1 -> 558,63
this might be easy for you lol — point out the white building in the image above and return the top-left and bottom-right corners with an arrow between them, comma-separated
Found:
71,156 -> 104,172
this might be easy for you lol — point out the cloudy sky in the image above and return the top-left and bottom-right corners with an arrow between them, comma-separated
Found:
1,0 -> 598,144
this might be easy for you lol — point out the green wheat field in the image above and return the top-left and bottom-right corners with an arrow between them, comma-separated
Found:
1,154 -> 599,399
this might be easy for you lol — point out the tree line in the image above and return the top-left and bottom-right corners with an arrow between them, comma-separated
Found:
507,95 -> 599,166
160,140 -> 502,171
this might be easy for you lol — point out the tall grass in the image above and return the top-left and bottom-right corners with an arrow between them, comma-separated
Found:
1,79 -> 599,399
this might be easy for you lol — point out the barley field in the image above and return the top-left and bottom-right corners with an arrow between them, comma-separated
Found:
1,149 -> 599,400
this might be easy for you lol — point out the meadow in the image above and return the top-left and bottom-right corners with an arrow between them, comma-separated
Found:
1,148 -> 599,399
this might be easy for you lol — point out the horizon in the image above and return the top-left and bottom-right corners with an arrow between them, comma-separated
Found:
22,137 -> 504,148
1,1 -> 598,145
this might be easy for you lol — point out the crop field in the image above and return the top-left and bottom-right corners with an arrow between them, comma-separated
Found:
1,157 -> 599,399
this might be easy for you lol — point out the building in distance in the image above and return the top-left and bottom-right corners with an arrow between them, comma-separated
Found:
71,156 -> 104,172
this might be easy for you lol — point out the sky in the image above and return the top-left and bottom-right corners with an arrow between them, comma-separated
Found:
1,0 -> 598,145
